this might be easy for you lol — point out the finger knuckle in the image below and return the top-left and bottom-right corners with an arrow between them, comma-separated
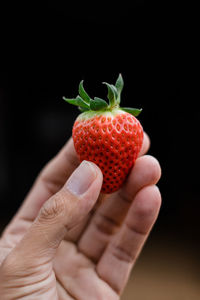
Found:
112,244 -> 134,263
39,191 -> 66,221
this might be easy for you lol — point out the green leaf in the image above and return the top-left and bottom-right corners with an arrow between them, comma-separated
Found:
78,106 -> 90,112
90,97 -> 108,111
115,74 -> 124,94
103,82 -> 118,107
121,107 -> 142,117
73,96 -> 90,109
78,80 -> 91,104
63,96 -> 90,109
115,74 -> 124,104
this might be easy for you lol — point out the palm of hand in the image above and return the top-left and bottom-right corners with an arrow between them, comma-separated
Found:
54,240 -> 117,299
0,136 -> 161,299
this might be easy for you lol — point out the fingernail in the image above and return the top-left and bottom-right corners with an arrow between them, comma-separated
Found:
66,161 -> 97,196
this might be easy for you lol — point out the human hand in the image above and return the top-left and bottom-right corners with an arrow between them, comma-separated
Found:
0,133 -> 161,299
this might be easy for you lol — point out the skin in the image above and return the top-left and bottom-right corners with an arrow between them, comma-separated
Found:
0,132 -> 161,299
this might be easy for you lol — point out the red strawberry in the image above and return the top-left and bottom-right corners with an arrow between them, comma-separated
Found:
63,74 -> 143,194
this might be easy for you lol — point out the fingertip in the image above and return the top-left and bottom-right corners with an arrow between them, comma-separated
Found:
127,185 -> 162,233
139,132 -> 151,156
81,161 -> 103,204
153,185 -> 162,208
135,155 -> 161,183
141,155 -> 162,183
146,185 -> 162,211
65,160 -> 101,197
86,160 -> 103,181
122,155 -> 161,199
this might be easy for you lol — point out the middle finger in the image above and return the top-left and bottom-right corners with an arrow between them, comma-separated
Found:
78,155 -> 161,262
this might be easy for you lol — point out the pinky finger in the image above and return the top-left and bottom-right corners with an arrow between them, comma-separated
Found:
96,185 -> 161,295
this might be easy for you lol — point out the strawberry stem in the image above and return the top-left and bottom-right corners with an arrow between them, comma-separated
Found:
103,82 -> 118,108
78,80 -> 91,104
90,97 -> 108,111
62,74 -> 142,117
115,74 -> 124,104
121,107 -> 142,117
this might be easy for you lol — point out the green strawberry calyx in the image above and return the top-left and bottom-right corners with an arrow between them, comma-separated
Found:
62,74 -> 142,117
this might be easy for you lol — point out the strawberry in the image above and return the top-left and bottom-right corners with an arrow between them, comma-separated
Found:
63,74 -> 143,194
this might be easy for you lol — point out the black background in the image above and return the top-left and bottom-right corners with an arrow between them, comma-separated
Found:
0,1 -> 199,253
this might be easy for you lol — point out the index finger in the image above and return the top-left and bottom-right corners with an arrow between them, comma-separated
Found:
11,138 -> 79,222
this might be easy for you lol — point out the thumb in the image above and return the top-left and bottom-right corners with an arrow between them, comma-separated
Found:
13,161 -> 103,263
